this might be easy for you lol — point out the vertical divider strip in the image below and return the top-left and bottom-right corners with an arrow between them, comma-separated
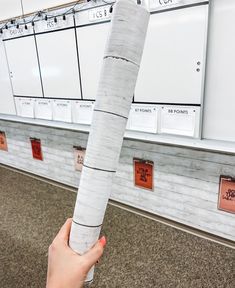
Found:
73,15 -> 84,100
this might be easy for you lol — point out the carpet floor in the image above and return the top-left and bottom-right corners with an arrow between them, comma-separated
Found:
0,166 -> 234,288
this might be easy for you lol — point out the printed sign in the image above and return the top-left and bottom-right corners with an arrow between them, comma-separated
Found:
0,131 -> 8,151
134,158 -> 154,191
149,0 -> 182,10
30,138 -> 43,161
128,105 -> 158,133
218,176 -> 235,214
15,98 -> 35,118
74,146 -> 86,172
35,99 -> 53,120
52,100 -> 72,123
4,26 -> 33,39
43,18 -> 63,31
72,101 -> 95,125
89,6 -> 111,22
160,106 -> 197,137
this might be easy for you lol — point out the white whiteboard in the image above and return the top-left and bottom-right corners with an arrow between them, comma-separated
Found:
4,36 -> 43,97
135,5 -> 208,104
0,39 -> 16,115
0,0 -> 22,21
76,22 -> 110,100
203,0 -> 235,143
36,29 -> 81,99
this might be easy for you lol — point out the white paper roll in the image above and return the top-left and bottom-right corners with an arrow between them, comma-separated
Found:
69,0 -> 149,283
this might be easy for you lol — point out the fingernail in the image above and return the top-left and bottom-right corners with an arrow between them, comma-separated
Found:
99,236 -> 106,247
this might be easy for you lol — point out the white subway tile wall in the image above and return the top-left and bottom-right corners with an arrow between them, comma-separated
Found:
0,120 -> 234,241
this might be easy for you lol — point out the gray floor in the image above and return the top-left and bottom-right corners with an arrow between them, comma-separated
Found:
0,166 -> 234,288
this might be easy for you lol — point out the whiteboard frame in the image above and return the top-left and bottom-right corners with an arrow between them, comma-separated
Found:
3,1 -> 232,153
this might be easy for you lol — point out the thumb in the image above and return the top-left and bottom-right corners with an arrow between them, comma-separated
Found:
82,236 -> 106,268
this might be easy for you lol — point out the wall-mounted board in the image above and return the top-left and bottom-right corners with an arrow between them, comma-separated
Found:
36,28 -> 81,99
75,4 -> 111,100
0,39 -> 16,115
0,0 -> 22,21
203,0 -> 235,142
135,4 -> 208,104
4,36 -> 43,97
76,23 -> 110,100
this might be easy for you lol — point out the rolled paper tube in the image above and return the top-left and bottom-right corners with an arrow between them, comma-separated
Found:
69,0 -> 150,283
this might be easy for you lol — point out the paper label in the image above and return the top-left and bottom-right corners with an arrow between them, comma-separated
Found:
89,6 -> 111,22
52,100 -> 72,123
4,26 -> 33,39
160,106 -> 196,137
72,101 -> 94,125
149,0 -> 182,10
128,105 -> 158,133
35,99 -> 53,120
15,98 -> 35,118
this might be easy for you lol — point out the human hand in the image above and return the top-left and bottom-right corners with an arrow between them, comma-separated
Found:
46,218 -> 106,288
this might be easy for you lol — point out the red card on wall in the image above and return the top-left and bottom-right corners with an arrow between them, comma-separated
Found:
134,158 -> 154,191
0,131 -> 8,151
30,138 -> 43,161
218,176 -> 235,214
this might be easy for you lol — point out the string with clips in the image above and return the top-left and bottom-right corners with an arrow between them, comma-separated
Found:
0,0 -> 142,34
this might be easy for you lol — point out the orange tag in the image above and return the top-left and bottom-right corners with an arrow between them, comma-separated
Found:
134,158 -> 154,191
218,176 -> 235,214
30,138 -> 43,161
0,131 -> 8,151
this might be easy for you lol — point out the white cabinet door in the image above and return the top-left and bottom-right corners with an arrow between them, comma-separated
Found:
4,36 -> 43,97
0,40 -> 16,115
36,29 -> 81,99
0,0 -> 22,21
76,22 -> 110,100
135,5 -> 208,105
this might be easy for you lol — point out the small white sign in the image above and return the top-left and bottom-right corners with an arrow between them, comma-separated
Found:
72,101 -> 95,125
127,105 -> 158,133
52,100 -> 72,123
15,98 -> 35,118
89,6 -> 111,22
4,26 -> 33,39
43,18 -> 63,31
149,0 -> 181,10
160,106 -> 197,137
35,99 -> 53,120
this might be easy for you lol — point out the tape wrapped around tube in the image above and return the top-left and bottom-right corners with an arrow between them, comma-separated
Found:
69,0 -> 149,283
